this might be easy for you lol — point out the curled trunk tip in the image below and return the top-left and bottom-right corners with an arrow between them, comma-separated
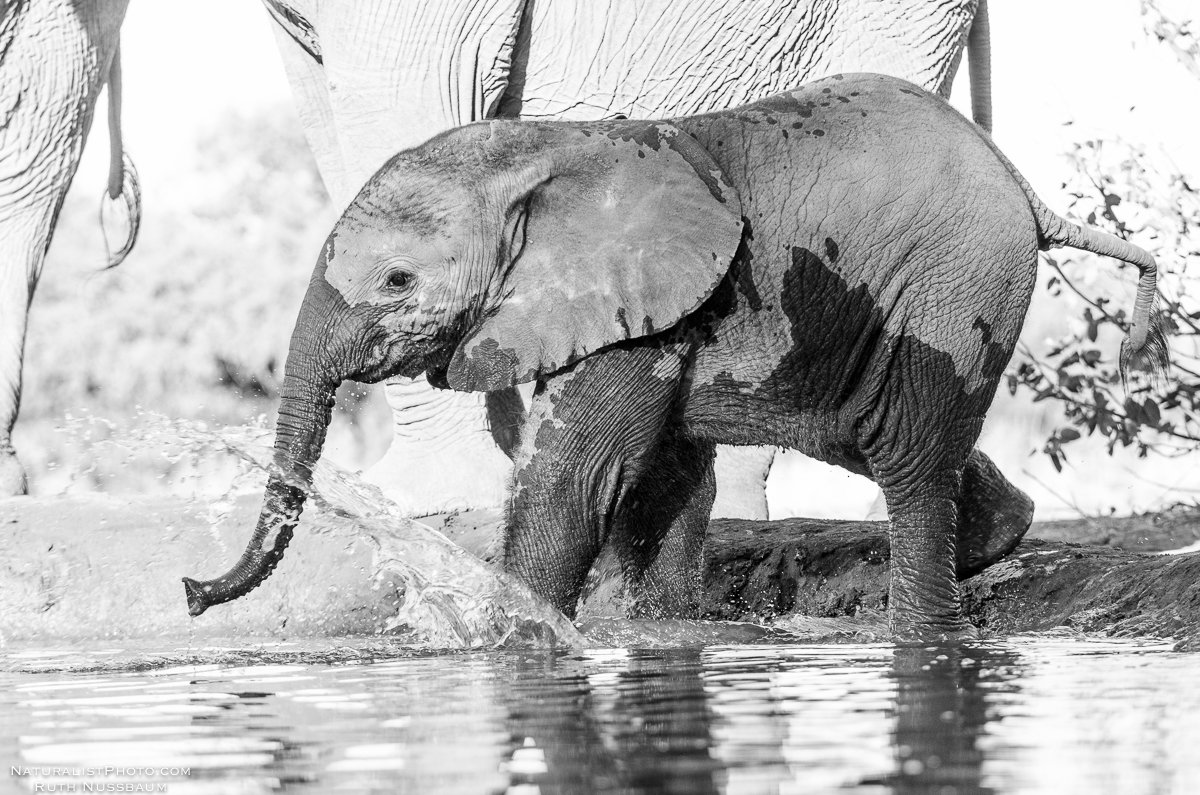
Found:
183,577 -> 215,617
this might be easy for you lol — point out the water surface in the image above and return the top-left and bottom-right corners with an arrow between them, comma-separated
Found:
3,636 -> 1197,794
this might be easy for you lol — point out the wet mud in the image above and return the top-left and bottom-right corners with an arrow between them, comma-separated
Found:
705,516 -> 1200,650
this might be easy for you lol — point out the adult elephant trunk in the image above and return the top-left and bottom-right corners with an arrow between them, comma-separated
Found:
183,283 -> 342,616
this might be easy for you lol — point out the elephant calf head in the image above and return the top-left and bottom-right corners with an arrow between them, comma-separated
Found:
183,119 -> 745,615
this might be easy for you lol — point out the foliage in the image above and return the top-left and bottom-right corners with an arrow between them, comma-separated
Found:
24,107 -> 335,422
1009,2 -> 1199,473
17,107 -> 388,492
1142,0 -> 1200,81
1009,141 -> 1200,471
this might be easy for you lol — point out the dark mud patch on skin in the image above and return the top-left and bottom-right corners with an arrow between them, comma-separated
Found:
824,237 -> 840,263
605,121 -> 667,151
750,244 -> 1010,456
448,336 -> 528,391
615,307 -> 631,337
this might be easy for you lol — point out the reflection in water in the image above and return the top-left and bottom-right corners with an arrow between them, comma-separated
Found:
3,637 -> 1198,794
505,650 -> 721,794
880,646 -> 1015,795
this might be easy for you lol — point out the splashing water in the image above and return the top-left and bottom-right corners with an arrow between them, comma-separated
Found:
82,413 -> 585,650
43,413 -> 892,653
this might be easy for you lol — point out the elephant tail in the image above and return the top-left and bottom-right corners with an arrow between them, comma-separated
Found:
971,123 -> 1169,389
966,0 -> 992,132
100,40 -> 142,269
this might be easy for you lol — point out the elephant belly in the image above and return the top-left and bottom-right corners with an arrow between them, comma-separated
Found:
679,261 -> 890,469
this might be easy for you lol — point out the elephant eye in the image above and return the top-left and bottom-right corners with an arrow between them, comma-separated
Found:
384,270 -> 413,292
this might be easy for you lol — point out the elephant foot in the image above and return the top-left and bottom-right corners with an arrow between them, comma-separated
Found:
955,450 -> 1034,580
0,447 -> 28,497
576,544 -> 630,619
890,618 -> 980,644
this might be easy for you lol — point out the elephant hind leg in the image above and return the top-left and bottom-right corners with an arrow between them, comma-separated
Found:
607,432 -> 717,620
858,351 -> 988,639
955,448 -> 1033,579
874,471 -> 972,640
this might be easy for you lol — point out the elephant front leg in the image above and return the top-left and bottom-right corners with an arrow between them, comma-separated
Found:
504,346 -> 687,618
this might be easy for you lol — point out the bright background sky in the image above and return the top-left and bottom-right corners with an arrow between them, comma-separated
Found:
62,0 -> 1199,519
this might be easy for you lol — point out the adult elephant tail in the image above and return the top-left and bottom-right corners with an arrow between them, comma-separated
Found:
967,0 -> 992,132
100,40 -> 141,269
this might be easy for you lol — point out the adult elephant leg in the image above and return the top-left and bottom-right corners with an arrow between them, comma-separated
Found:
710,445 -> 773,520
0,239 -> 33,496
954,448 -> 1033,579
864,490 -> 890,521
363,376 -> 524,516
610,431 -> 717,619
0,0 -> 129,497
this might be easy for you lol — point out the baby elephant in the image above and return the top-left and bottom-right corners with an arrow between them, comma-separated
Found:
184,73 -> 1166,639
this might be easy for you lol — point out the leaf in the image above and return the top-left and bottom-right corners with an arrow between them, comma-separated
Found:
1084,309 -> 1100,342
1142,398 -> 1161,426
1059,428 -> 1081,442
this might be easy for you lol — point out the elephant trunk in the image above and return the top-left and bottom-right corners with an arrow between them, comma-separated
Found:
183,358 -> 337,617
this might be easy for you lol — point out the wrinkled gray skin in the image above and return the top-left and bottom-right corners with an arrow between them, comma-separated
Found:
262,0 -> 994,522
0,0 -> 141,496
183,74 -> 1167,639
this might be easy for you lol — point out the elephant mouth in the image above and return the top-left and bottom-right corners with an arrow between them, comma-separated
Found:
423,344 -> 457,388
409,311 -> 477,389
350,357 -> 415,385
342,328 -> 433,385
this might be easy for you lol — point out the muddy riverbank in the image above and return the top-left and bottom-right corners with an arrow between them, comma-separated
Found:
3,494 -> 1198,647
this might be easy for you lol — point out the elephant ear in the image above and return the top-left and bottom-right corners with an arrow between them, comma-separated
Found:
445,120 -> 744,392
